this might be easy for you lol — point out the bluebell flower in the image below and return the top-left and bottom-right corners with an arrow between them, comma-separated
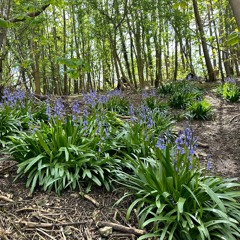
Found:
207,161 -> 211,170
128,104 -> 135,117
225,77 -> 236,84
104,123 -> 109,138
98,94 -> 109,104
207,155 -> 212,170
147,118 -> 154,128
72,101 -> 81,115
83,90 -> 98,108
156,137 -> 166,150
46,100 -> 51,120
53,98 -> 64,119
71,101 -> 80,123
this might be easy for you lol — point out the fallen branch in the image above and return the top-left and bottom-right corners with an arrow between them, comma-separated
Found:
17,220 -> 90,228
197,142 -> 209,148
16,207 -> 49,213
230,114 -> 240,123
0,163 -> 17,174
111,233 -> 136,239
0,195 -> 14,203
96,221 -> 146,236
80,192 -> 100,207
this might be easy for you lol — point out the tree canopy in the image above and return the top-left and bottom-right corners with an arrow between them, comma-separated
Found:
0,0 -> 239,94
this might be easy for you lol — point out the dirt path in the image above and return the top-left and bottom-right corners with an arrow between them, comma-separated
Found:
176,91 -> 240,179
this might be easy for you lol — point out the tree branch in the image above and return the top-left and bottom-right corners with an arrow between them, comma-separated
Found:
9,4 -> 50,23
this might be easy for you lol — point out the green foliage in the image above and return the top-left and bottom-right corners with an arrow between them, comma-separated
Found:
158,82 -> 176,95
226,30 -> 240,46
0,89 -> 47,146
0,105 -> 21,146
216,82 -> 240,102
158,81 -> 203,109
116,132 -> 240,240
187,99 -> 213,120
142,95 -> 169,111
0,18 -> 9,28
101,94 -> 130,115
8,116 -> 122,194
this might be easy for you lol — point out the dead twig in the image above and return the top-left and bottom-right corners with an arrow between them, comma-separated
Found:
230,114 -> 240,123
80,192 -> 100,207
0,195 -> 14,203
197,142 -> 209,148
17,220 -> 90,228
16,207 -> 49,213
97,221 -> 146,236
36,228 -> 56,240
110,233 -> 136,239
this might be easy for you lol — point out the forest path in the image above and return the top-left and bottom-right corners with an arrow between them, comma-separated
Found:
177,90 -> 240,179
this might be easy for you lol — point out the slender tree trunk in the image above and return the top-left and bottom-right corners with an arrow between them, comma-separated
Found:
135,21 -> 145,89
32,39 -> 41,95
0,0 -> 11,84
119,27 -> 132,83
63,9 -> 68,95
192,0 -> 216,81
229,0 -> 240,28
173,38 -> 178,81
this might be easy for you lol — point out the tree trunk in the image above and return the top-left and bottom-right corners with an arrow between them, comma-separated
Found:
32,40 -> 41,95
63,9 -> 68,95
229,0 -> 240,28
192,0 -> 216,82
173,38 -> 178,81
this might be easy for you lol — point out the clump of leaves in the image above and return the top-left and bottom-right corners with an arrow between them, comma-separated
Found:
0,88 -> 47,146
142,95 -> 168,111
116,128 -> 240,240
187,99 -> 213,120
166,81 -> 203,109
102,94 -> 130,115
8,110 -> 123,194
216,82 -> 240,102
158,82 -> 175,95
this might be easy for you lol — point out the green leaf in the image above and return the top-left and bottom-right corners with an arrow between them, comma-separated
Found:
18,155 -> 44,173
0,18 -> 9,28
226,31 -> 240,46
201,183 -> 226,213
36,131 -> 51,156
177,197 -> 186,221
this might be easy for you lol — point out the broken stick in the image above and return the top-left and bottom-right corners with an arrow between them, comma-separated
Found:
97,221 -> 146,236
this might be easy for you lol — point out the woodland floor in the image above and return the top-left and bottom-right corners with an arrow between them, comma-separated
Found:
0,83 -> 239,240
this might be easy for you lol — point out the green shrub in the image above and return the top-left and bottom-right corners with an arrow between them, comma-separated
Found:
216,82 -> 240,102
0,88 -> 47,146
8,113 -> 123,194
84,90 -> 130,115
158,82 -> 175,95
116,128 -> 240,240
187,99 -> 213,120
102,95 -> 130,115
142,95 -> 168,111
167,81 -> 203,109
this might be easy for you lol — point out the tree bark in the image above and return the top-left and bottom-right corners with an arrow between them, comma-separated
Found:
229,0 -> 240,28
192,0 -> 216,82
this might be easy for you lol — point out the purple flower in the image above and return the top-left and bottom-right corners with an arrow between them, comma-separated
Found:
207,155 -> 212,170
104,123 -> 109,138
53,98 -> 64,119
46,100 -> 51,120
72,101 -> 81,115
225,77 -> 236,84
83,90 -> 98,108
156,137 -> 166,150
